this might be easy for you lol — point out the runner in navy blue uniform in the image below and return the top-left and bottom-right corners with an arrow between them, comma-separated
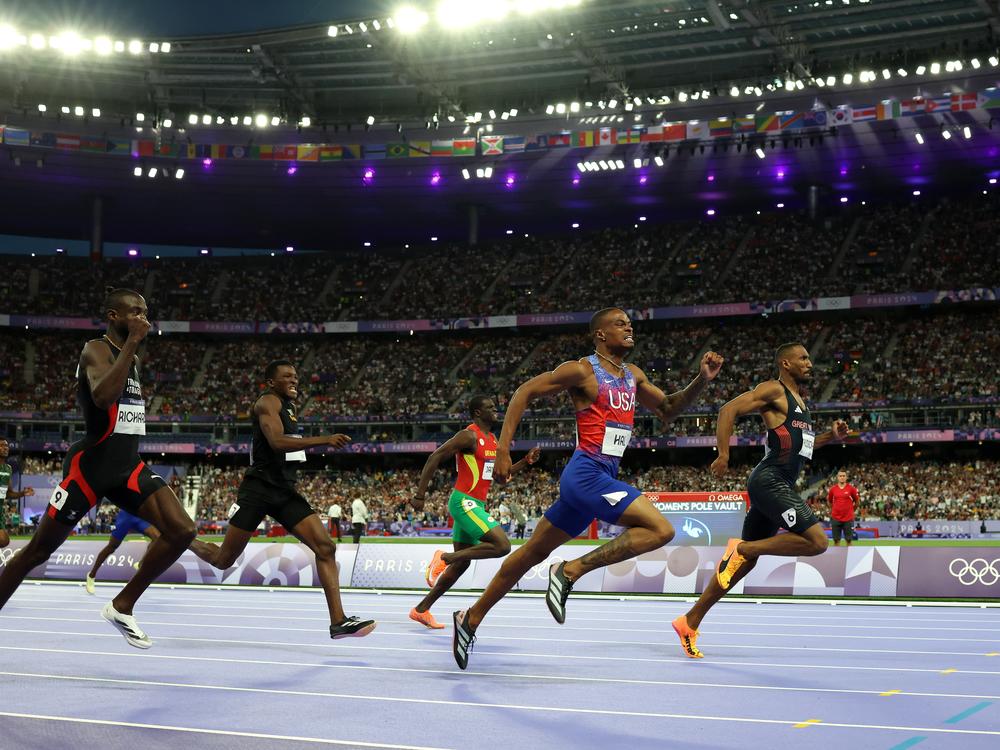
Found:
672,342 -> 848,658
189,360 -> 375,639
451,308 -> 724,668
85,507 -> 161,594
0,289 -> 196,648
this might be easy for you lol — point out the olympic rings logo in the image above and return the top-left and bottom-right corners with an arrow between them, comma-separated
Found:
948,558 -> 1000,586
521,555 -> 566,581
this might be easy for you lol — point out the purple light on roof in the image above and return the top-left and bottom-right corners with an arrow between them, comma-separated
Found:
287,164 -> 298,175
505,174 -> 516,188
430,171 -> 441,185
202,158 -> 212,167
707,174 -> 715,182
363,168 -> 375,180
705,209 -> 716,216
127,248 -> 139,257
638,175 -> 647,185
776,169 -> 785,180
840,166 -> 848,176
572,175 -> 580,185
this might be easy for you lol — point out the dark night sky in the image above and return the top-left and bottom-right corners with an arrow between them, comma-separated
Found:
3,0 -> 396,37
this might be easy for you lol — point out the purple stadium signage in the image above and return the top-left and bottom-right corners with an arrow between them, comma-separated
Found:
2,286 -> 997,334
3,540 -> 995,598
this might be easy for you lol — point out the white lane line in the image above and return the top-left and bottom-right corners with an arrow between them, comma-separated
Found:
0,711 -> 452,750
2,627 -> 995,660
5,613 -> 998,643
3,667 -> 999,701
1,673 -> 999,738
3,643 -> 1000,677
9,599 -> 1000,627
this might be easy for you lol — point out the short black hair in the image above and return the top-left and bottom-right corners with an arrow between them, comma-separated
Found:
774,342 -> 805,369
468,393 -> 492,416
590,307 -> 625,334
264,359 -> 295,380
102,287 -> 143,318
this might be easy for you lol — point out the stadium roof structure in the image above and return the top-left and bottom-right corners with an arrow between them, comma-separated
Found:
0,0 -> 998,250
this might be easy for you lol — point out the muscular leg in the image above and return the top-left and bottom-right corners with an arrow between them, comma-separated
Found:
683,523 -> 827,630
112,487 -> 196,616
189,524 -> 254,569
0,529 -> 9,548
415,542 -> 473,614
562,496 -> 675,582
0,515 -> 73,609
466,518 -> 572,630
443,527 -> 512,565
88,537 -> 123,580
288,513 -> 347,624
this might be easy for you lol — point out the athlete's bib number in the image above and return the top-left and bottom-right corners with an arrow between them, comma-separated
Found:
482,461 -> 495,481
285,434 -> 306,463
49,485 -> 68,511
601,424 -> 632,457
799,431 -> 815,460
113,402 -> 146,436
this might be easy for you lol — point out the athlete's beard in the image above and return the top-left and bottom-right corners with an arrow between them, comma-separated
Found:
109,319 -> 129,343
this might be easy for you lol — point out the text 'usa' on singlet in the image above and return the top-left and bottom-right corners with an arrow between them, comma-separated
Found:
575,354 -> 637,475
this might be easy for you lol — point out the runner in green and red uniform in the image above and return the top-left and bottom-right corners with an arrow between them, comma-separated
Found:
409,395 -> 540,629
0,438 -> 35,549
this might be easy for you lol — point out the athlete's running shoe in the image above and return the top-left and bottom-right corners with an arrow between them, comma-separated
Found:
716,538 -> 746,590
426,549 -> 448,587
85,574 -> 96,595
409,607 -> 445,629
545,561 -> 573,624
452,610 -> 476,670
671,615 -> 704,659
101,602 -> 152,649
329,616 -> 377,639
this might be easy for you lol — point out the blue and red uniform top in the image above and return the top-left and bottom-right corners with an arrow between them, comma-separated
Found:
574,354 -> 637,474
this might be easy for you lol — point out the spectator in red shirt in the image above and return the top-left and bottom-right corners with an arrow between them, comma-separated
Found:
827,470 -> 860,546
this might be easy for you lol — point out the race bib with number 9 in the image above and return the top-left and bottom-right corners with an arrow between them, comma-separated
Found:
49,485 -> 69,511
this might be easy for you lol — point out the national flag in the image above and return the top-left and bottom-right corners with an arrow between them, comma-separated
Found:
227,145 -> 249,159
575,130 -> 595,147
503,135 -> 525,153
597,127 -> 616,146
663,123 -> 686,141
851,105 -> 876,122
133,139 -> 155,157
547,133 -> 572,147
0,127 -> 4,143
296,144 -> 320,162
341,145 -> 362,159
831,108 -> 851,125
431,139 -> 453,157
210,144 -> 227,159
876,100 -> 901,120
364,144 -> 386,160
245,145 -> 261,159
157,143 -> 184,158
57,133 -> 81,150
709,119 -> 732,137
981,88 -> 1000,111
3,128 -> 30,146
804,110 -> 828,128
105,138 -> 129,155
31,132 -> 56,147
481,135 -> 504,155
755,114 -> 780,132
386,143 -> 409,159
732,116 -> 756,134
779,112 -> 805,130
451,138 -> 476,156
951,93 -> 977,111
616,129 -> 641,144
408,141 -> 431,157
640,126 -> 664,143
686,121 -> 709,140
923,96 -> 950,114
272,145 -> 298,160
900,99 -> 926,116
318,145 -> 342,161
80,136 -> 106,153
259,145 -> 274,160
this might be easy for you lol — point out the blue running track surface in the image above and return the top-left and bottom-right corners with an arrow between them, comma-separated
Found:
1,583 -> 998,750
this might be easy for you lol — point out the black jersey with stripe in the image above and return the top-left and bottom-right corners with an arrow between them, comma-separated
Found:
753,382 -> 814,485
75,338 -> 146,458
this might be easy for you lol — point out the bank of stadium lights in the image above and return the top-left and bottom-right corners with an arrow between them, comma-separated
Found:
0,25 -> 171,56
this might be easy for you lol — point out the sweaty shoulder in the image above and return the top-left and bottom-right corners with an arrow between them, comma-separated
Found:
254,392 -> 282,415
755,379 -> 786,399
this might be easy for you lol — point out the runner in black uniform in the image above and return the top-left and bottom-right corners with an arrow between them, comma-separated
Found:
189,360 -> 376,639
671,342 -> 848,658
0,289 -> 196,648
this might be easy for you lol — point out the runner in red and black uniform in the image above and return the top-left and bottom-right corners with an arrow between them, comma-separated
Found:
0,288 -> 196,649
